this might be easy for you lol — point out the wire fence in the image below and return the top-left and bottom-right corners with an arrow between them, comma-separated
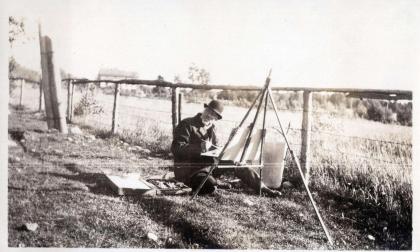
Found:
8,78 -> 412,171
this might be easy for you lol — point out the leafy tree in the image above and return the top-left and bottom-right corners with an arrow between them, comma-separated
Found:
395,102 -> 412,126
366,100 -> 395,123
173,75 -> 182,84
73,84 -> 104,116
287,92 -> 302,109
353,99 -> 368,118
152,75 -> 170,97
185,63 -> 211,101
9,16 -> 25,46
9,17 -> 26,79
9,17 -> 38,94
328,93 -> 346,107
188,63 -> 210,85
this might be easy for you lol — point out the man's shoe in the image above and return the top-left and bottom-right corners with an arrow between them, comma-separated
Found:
261,187 -> 282,197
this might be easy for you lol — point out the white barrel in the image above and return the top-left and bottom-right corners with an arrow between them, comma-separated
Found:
262,141 -> 287,189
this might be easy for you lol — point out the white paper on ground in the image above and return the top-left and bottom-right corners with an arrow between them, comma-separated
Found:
106,175 -> 151,190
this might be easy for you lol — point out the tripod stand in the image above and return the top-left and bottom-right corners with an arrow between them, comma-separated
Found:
190,71 -> 333,245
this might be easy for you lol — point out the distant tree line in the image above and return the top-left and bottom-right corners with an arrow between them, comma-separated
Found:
8,57 -> 41,94
120,69 -> 413,126
216,90 -> 412,126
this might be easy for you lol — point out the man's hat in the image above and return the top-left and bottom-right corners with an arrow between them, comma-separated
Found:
204,100 -> 223,119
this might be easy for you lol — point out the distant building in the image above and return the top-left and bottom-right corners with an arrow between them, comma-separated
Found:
97,68 -> 139,90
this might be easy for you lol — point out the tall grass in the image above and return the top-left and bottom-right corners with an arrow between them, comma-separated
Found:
118,119 -> 172,154
308,116 -> 411,226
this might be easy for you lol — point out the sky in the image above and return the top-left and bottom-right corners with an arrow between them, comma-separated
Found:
3,0 -> 420,89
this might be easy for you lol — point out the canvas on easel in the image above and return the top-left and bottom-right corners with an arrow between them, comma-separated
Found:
220,127 -> 263,163
201,126 -> 263,163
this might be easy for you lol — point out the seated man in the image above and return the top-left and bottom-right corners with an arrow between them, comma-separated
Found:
171,99 -> 281,197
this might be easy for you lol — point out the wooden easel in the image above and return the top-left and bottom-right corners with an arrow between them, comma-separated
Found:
190,70 -> 334,245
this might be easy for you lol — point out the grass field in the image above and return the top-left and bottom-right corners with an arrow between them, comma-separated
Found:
8,83 -> 412,249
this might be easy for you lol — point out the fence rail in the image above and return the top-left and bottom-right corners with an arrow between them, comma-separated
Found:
63,78 -> 412,99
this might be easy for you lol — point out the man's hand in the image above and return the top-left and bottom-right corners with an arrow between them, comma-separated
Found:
201,140 -> 213,152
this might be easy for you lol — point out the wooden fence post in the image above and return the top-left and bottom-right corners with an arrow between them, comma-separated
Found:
43,36 -> 68,133
39,30 -> 55,128
300,91 -> 312,182
171,87 -> 179,136
178,92 -> 183,124
67,79 -> 71,122
38,80 -> 43,112
111,83 -> 120,134
19,79 -> 24,107
69,81 -> 75,122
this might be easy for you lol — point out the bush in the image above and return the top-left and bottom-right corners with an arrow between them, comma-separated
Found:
287,92 -> 302,109
366,100 -> 396,123
328,93 -> 346,107
152,86 -> 170,98
217,90 -> 259,108
74,86 -> 104,116
395,102 -> 412,126
354,101 -> 368,118
9,80 -> 18,95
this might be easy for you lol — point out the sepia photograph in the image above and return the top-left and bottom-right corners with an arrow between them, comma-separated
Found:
1,0 -> 418,250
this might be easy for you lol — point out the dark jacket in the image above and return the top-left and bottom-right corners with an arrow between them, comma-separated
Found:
171,113 -> 218,182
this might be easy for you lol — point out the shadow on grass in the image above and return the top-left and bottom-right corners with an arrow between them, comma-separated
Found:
41,162 -> 116,197
39,161 -> 223,248
8,186 -> 89,193
317,190 -> 412,250
130,196 -> 223,249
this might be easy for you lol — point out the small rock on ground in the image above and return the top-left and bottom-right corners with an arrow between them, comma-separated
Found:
23,223 -> 38,232
48,129 -> 59,133
242,198 -> 255,206
68,126 -> 83,135
8,140 -> 18,147
146,232 -> 158,242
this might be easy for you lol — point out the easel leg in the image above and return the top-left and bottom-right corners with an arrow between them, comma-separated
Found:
259,168 -> 262,196
267,89 -> 333,246
190,163 -> 218,200
259,88 -> 269,197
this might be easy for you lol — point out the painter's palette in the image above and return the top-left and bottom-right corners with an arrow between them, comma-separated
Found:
146,179 -> 191,195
